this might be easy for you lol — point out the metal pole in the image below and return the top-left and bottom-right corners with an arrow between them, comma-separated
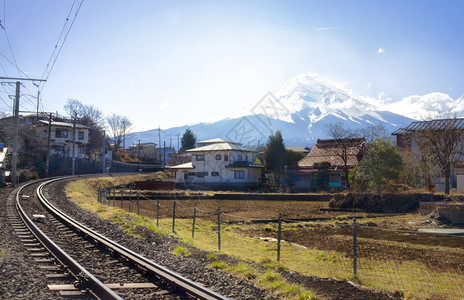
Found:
192,202 -> 197,239
277,213 -> 282,261
129,188 -> 132,212
156,199 -> 160,228
45,113 -> 52,177
172,200 -> 176,233
137,189 -> 140,215
71,117 -> 76,175
11,81 -> 20,187
353,218 -> 357,276
217,207 -> 221,251
102,130 -> 106,173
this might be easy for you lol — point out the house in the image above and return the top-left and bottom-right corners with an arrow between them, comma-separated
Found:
392,118 -> 464,192
34,120 -> 90,158
127,142 -> 159,163
286,146 -> 311,155
290,138 -> 365,191
0,143 -> 9,185
169,138 -> 263,189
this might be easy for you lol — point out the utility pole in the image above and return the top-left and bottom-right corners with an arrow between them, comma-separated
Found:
102,130 -> 106,173
11,81 -> 20,187
163,141 -> 166,167
0,76 -> 46,187
158,126 -> 161,161
177,133 -> 180,152
45,113 -> 52,177
36,90 -> 40,121
72,117 -> 76,175
122,120 -> 126,149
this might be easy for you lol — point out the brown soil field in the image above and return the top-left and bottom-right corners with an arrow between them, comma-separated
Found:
113,196 -> 464,275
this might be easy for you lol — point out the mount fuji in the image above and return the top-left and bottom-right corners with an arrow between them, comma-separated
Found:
131,73 -> 464,147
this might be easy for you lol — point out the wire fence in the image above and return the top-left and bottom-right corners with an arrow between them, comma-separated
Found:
97,188 -> 464,299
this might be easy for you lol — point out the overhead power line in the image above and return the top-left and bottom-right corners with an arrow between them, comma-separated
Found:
40,0 -> 84,92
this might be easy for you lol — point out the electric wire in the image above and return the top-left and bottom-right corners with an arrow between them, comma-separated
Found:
40,0 -> 84,92
40,0 -> 77,81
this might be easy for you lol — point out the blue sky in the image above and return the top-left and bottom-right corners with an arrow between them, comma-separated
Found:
1,0 -> 463,131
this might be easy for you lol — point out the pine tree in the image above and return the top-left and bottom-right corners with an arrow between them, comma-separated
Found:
180,129 -> 196,152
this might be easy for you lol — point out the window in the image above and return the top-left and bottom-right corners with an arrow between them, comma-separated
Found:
211,172 -> 219,177
234,170 -> 244,179
52,145 -> 64,152
78,146 -> 85,155
215,154 -> 221,160
196,172 -> 208,177
237,154 -> 242,161
42,130 -> 47,137
78,131 -> 84,140
184,173 -> 188,179
224,154 -> 228,161
196,154 -> 205,161
55,128 -> 68,138
188,172 -> 196,177
245,155 -> 248,162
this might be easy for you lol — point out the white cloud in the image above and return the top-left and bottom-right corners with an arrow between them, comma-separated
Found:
159,100 -> 170,110
377,47 -> 385,54
314,26 -> 341,31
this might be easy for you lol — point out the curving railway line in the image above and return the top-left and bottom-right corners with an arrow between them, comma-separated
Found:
7,177 -> 230,299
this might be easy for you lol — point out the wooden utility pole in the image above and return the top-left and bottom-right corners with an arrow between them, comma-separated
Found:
102,130 -> 106,173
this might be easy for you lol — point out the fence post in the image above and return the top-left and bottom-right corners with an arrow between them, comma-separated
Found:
120,189 -> 124,209
156,199 -> 160,228
217,206 -> 221,252
137,189 -> 140,215
172,200 -> 176,233
277,213 -> 282,261
192,202 -> 197,239
112,188 -> 115,207
129,187 -> 132,212
353,218 -> 357,276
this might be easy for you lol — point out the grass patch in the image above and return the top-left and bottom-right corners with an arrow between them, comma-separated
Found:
210,261 -> 227,269
66,175 -> 464,300
172,246 -> 191,257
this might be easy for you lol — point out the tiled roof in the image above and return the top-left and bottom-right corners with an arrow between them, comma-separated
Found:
298,138 -> 364,168
187,142 -> 253,153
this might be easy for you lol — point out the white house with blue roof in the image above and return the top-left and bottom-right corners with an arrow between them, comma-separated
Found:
169,138 -> 263,189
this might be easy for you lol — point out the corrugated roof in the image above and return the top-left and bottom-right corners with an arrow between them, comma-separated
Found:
37,120 -> 89,129
395,118 -> 464,134
168,162 -> 194,169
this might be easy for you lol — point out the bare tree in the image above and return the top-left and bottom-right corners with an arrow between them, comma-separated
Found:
325,123 -> 363,189
407,117 -> 464,194
106,114 -> 132,155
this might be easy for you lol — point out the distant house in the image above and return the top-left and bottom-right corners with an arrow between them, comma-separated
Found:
392,118 -> 464,192
127,142 -> 159,163
169,138 -> 263,189
34,120 -> 90,158
286,146 -> 311,155
290,138 -> 365,191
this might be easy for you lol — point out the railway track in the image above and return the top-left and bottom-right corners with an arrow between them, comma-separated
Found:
8,177 -> 229,299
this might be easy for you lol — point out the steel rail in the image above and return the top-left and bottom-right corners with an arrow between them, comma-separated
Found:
15,179 -> 123,300
37,177 -> 229,300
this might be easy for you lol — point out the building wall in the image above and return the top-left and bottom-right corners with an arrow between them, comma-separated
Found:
174,149 -> 261,187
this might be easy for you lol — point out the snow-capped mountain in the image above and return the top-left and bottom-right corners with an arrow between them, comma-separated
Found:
130,73 -> 463,147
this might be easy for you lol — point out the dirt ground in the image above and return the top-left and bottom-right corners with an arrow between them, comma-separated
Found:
113,195 -> 464,277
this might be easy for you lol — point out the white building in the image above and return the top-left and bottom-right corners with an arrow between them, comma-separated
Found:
170,138 -> 263,189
